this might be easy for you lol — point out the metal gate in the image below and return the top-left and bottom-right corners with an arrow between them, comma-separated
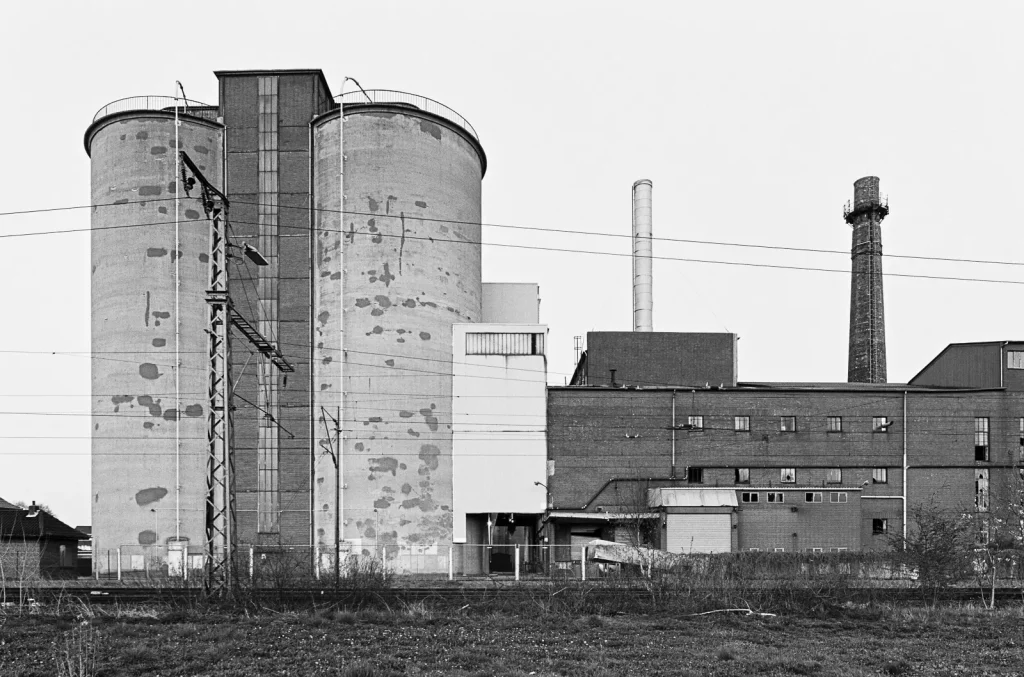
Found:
665,514 -> 731,553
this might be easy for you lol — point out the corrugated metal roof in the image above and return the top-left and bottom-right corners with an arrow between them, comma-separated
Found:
648,488 -> 738,507
547,511 -> 658,520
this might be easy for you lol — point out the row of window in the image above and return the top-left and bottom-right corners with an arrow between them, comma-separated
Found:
740,491 -> 849,504
748,547 -> 850,553
685,467 -> 889,485
686,415 -> 892,433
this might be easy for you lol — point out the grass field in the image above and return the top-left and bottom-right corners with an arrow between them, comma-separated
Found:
1,602 -> 1023,677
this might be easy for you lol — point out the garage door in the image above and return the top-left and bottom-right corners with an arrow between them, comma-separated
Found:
665,514 -> 732,553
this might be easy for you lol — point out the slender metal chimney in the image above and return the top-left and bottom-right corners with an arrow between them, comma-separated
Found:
844,176 -> 889,383
632,179 -> 653,332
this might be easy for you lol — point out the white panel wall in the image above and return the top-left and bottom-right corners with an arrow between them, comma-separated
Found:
452,323 -> 548,542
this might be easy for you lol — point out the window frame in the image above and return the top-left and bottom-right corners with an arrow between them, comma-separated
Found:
741,492 -> 759,503
1008,350 -> 1024,369
975,417 -> 990,462
780,468 -> 796,484
872,518 -> 888,535
780,416 -> 797,433
735,468 -> 750,484
829,492 -> 848,503
686,466 -> 704,484
872,416 -> 890,433
826,468 -> 842,484
687,415 -> 704,432
826,416 -> 842,433
804,492 -> 823,503
872,468 -> 888,484
767,492 -> 784,503
733,415 -> 750,432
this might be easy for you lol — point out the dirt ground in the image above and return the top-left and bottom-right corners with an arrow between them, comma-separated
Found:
1,605 -> 1023,676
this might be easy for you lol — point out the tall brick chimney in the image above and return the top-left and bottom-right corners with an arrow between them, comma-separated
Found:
845,176 -> 889,383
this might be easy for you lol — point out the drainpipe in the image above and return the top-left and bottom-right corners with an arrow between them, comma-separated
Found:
902,390 -> 908,545
670,390 -> 677,479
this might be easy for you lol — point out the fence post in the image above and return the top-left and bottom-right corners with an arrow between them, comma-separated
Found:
249,546 -> 255,583
448,546 -> 454,581
116,548 -> 122,581
514,544 -> 520,582
314,545 -> 320,580
581,546 -> 586,582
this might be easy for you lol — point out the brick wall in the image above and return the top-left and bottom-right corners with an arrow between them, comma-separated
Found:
548,386 -> 1024,551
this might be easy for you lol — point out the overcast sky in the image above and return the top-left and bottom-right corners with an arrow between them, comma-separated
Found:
1,1 -> 1021,526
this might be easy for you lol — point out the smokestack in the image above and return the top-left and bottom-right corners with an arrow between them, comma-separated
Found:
632,179 -> 653,332
844,176 -> 889,383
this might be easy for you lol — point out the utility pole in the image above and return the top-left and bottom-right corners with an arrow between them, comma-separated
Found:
319,406 -> 342,588
179,151 -> 293,595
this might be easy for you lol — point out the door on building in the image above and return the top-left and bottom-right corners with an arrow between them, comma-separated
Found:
665,514 -> 731,553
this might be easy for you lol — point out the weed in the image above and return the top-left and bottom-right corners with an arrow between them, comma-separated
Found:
882,660 -> 911,675
584,614 -> 605,628
716,643 -> 739,661
53,622 -> 100,677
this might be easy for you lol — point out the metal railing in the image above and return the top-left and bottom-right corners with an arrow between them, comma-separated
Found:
92,96 -> 218,123
338,89 -> 480,143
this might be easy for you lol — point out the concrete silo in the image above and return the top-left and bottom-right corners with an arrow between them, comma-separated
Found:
312,92 -> 486,569
85,101 -> 223,569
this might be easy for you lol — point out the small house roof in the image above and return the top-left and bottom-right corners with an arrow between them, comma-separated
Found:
0,500 -> 88,541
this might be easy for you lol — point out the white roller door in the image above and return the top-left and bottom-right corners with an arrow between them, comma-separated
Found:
665,514 -> 732,553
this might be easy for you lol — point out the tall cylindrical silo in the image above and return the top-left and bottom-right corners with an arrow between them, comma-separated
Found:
86,105 -> 223,570
312,94 -> 486,570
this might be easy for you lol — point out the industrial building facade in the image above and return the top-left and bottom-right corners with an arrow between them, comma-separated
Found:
547,334 -> 1024,555
85,67 -> 1022,577
86,69 -> 546,575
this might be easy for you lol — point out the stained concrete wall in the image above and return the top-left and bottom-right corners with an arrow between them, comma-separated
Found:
314,103 -> 485,570
87,113 -> 223,566
451,323 -> 548,543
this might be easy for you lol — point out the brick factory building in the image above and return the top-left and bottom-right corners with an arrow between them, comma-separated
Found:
545,334 -> 1024,556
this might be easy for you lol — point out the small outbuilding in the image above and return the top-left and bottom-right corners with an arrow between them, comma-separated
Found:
0,498 -> 88,580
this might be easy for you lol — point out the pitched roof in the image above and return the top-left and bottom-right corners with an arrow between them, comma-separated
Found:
0,503 -> 88,541
0,496 -> 20,510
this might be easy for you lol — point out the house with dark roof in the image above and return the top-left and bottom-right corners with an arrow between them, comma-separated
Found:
0,498 -> 89,579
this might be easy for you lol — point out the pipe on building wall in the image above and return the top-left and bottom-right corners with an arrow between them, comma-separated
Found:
670,390 -> 677,479
632,179 -> 653,332
903,390 -> 908,544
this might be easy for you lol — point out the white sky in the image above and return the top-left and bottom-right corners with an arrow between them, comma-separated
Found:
1,1 -> 1022,526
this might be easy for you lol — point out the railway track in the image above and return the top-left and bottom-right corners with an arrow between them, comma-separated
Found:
6,584 -> 1023,607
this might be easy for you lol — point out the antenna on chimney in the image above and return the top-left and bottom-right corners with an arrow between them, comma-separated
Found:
632,180 -> 653,332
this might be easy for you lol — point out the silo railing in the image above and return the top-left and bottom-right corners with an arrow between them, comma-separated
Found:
338,89 -> 479,143
92,96 -> 219,123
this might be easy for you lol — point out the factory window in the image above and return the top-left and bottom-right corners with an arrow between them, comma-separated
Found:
976,516 -> 990,545
748,548 -> 761,552
687,416 -> 704,431
827,468 -> 842,484
1019,418 -> 1024,462
872,468 -> 888,484
686,467 -> 703,484
826,416 -> 842,433
59,545 -> 70,569
1008,351 -> 1024,369
466,332 -> 545,356
976,468 -> 990,512
734,416 -> 750,432
774,547 -> 786,552
805,492 -> 822,503
741,492 -> 759,503
872,518 -> 888,535
829,492 -> 848,503
812,547 -> 824,553
975,417 -> 989,461
767,492 -> 784,503
780,468 -> 796,483
780,416 -> 797,432
735,468 -> 750,484
872,416 -> 891,432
